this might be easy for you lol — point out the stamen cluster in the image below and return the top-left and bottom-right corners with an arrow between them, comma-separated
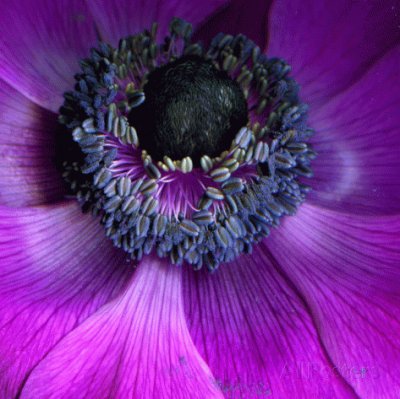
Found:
59,18 -> 315,270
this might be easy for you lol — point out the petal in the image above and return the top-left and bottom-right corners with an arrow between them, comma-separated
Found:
88,0 -> 228,47
267,203 -> 400,398
193,0 -> 273,49
0,0 -> 97,112
21,257 -> 223,399
0,202 -> 132,397
183,248 -> 356,397
267,0 -> 400,107
0,78 -> 65,206
309,46 -> 400,215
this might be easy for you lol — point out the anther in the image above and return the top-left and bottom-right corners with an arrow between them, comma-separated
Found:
58,19 -> 314,271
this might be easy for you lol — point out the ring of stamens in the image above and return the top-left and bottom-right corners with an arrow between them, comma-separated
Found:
59,18 -> 315,271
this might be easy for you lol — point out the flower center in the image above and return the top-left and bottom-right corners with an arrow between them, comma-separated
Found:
58,18 -> 315,271
129,55 -> 248,164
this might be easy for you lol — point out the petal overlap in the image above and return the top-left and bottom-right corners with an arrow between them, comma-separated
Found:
87,0 -> 228,47
309,46 -> 400,214
193,0 -> 272,49
183,248 -> 356,398
267,203 -> 400,398
0,79 -> 65,206
0,203 -> 131,397
21,257 -> 223,399
0,0 -> 97,111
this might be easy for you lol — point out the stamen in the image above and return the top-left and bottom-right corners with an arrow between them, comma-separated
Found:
58,18 -> 314,271
200,155 -> 214,172
180,157 -> 194,173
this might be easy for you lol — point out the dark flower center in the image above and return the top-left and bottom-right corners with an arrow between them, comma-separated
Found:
58,18 -> 315,271
129,55 -> 248,164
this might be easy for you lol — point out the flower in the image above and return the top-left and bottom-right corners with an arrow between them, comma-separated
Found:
0,1 -> 399,398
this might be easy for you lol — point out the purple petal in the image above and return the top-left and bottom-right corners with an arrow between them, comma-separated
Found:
183,248 -> 356,397
21,257 -> 223,399
0,0 -> 97,111
0,202 -> 132,397
267,0 -> 400,107
309,46 -> 400,214
193,0 -> 273,49
88,0 -> 228,47
0,79 -> 65,206
267,203 -> 400,398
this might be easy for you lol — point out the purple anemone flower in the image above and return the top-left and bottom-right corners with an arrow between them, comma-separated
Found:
0,0 -> 399,398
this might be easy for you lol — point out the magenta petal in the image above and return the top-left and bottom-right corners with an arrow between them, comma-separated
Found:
88,0 -> 228,47
193,0 -> 273,49
0,79 -> 65,206
267,204 -> 400,398
0,202 -> 131,397
309,46 -> 400,214
0,0 -> 97,111
267,1 -> 400,107
183,250 -> 356,397
21,257 -> 223,399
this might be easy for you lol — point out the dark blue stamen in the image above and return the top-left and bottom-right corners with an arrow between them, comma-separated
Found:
58,18 -> 314,271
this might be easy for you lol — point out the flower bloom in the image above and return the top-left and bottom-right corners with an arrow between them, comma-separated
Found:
0,0 -> 399,398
